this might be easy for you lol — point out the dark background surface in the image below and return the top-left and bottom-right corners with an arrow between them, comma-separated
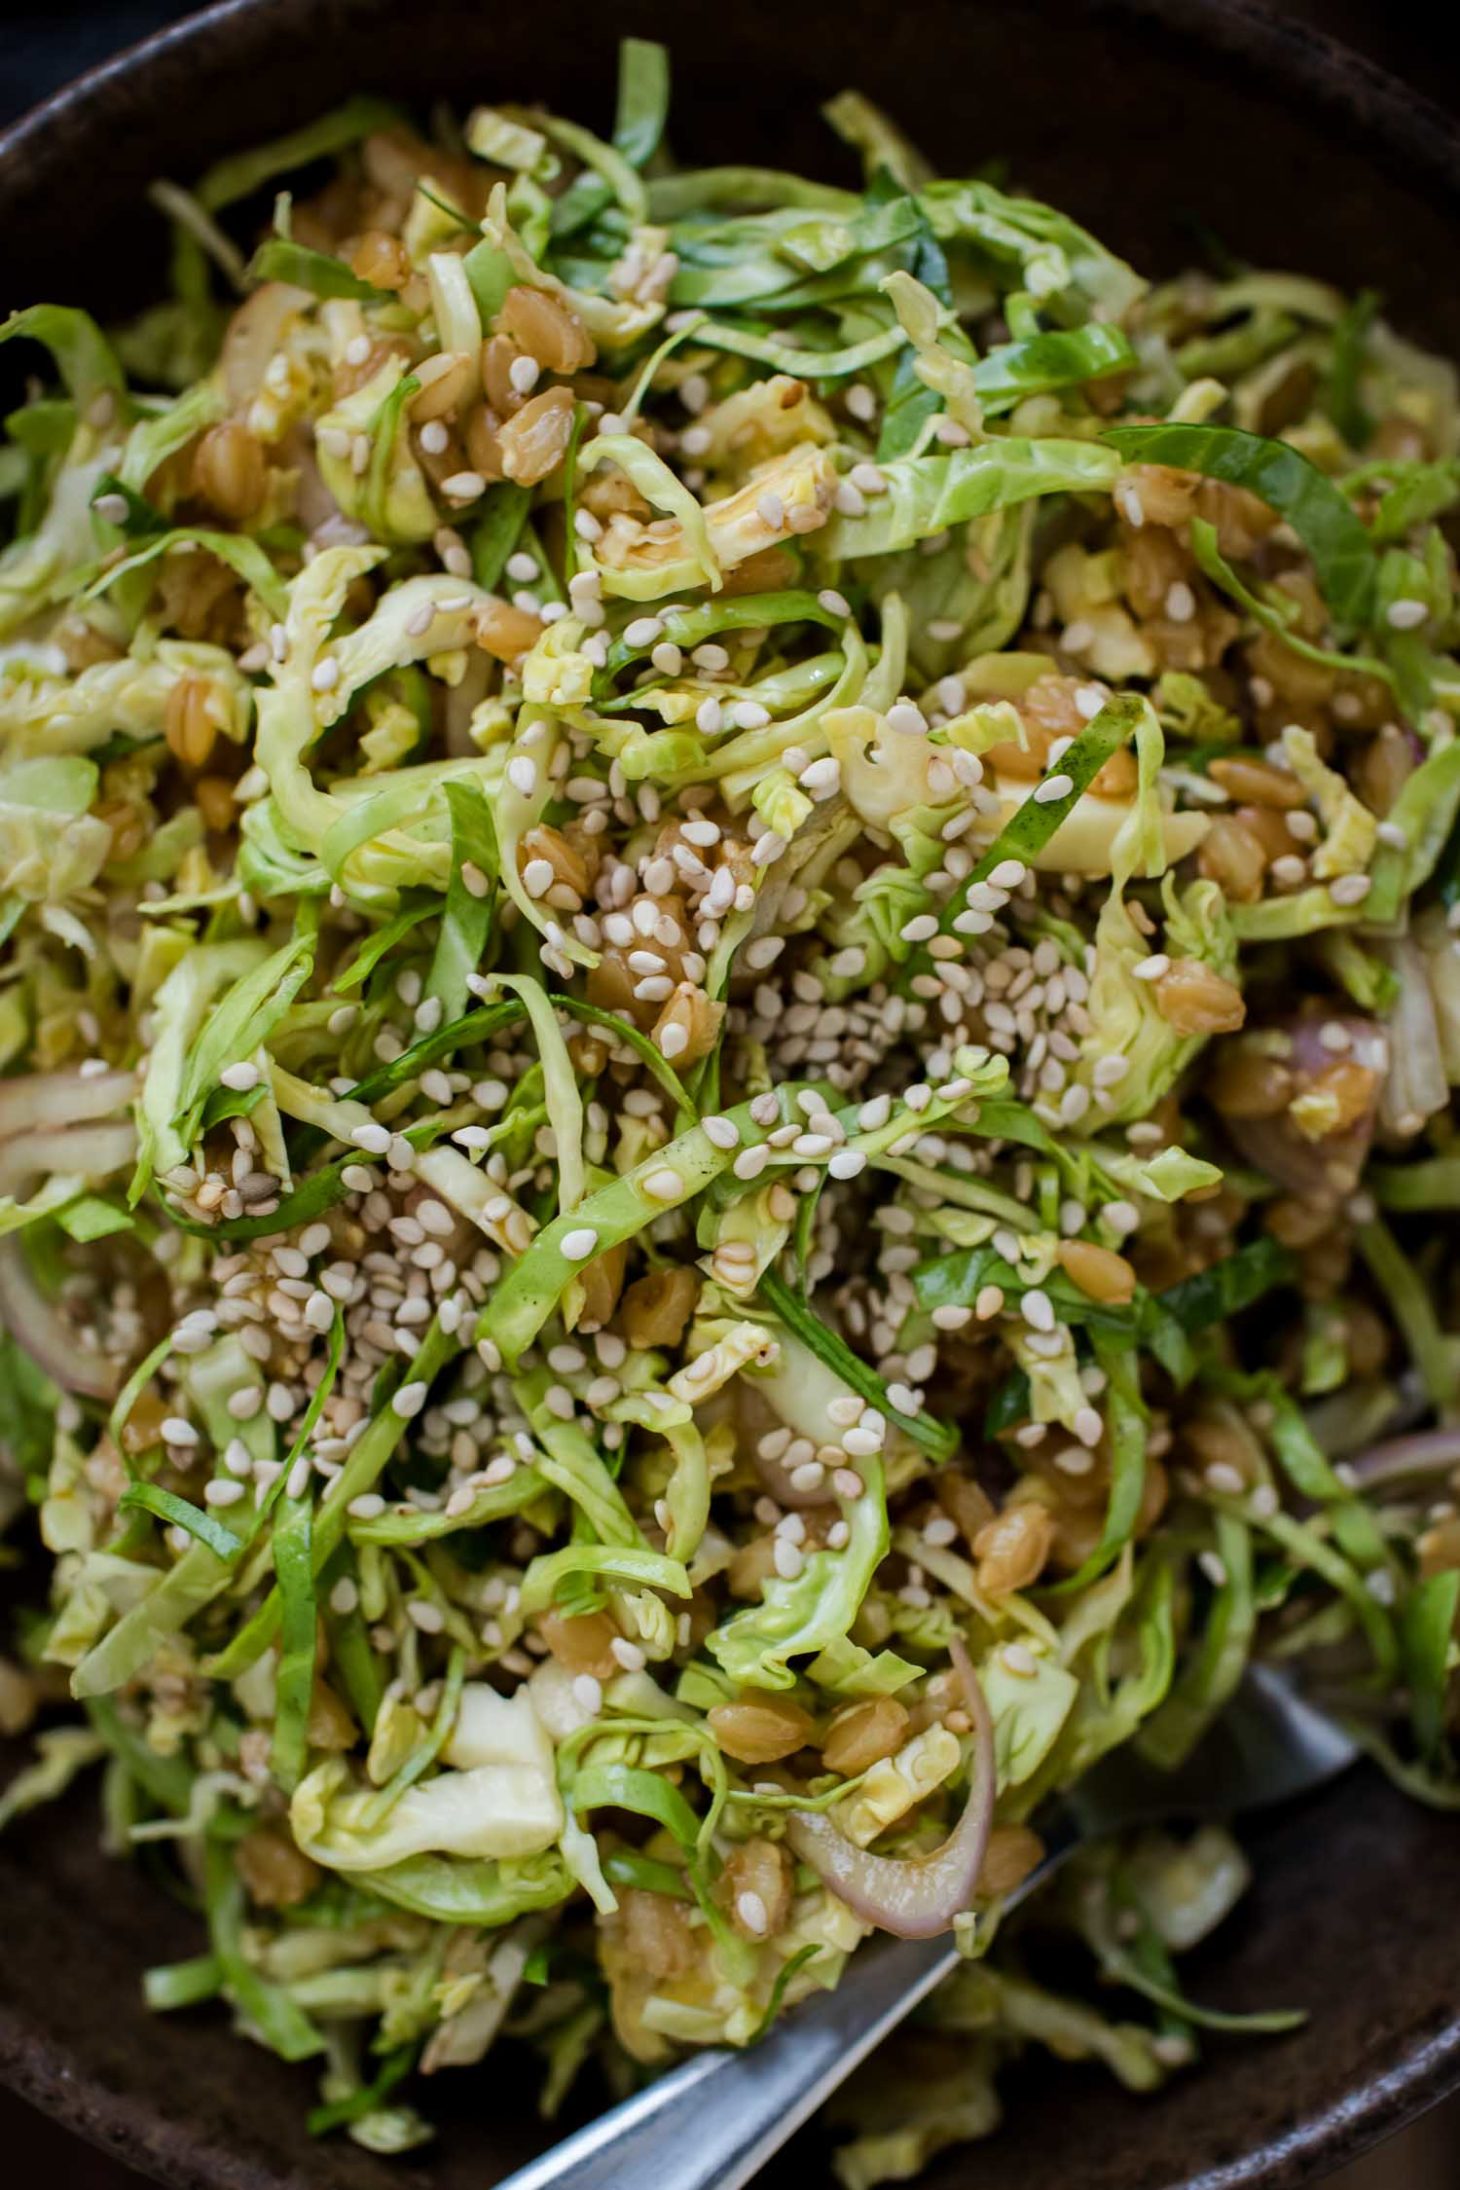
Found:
3,3 -> 1460,2186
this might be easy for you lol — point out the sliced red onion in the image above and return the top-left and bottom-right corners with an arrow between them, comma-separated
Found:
0,1240 -> 118,1398
221,281 -> 311,409
0,1107 -> 137,1400
1223,1013 -> 1386,1204
1377,936 -> 1449,1140
1343,1427 -> 1460,1492
0,1066 -> 134,1144
786,1636 -> 995,1939
0,1120 -> 138,1196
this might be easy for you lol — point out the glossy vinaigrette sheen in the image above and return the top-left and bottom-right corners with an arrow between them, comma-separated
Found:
1,30 -> 1459,2187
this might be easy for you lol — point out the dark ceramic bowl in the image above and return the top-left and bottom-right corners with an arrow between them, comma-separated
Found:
3,2 -> 1460,2185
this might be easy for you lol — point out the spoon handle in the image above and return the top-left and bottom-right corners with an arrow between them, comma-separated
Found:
494,1837 -> 1075,2190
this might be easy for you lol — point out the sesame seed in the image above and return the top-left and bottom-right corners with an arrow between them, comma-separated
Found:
849,461 -> 886,495
1328,873 -> 1372,906
1386,598 -> 1428,629
1020,1288 -> 1055,1334
1132,952 -> 1170,981
886,700 -> 927,737
561,1226 -> 599,1260
1034,772 -> 1073,804
736,1888 -> 770,1935
773,1538 -> 805,1579
392,1381 -> 428,1419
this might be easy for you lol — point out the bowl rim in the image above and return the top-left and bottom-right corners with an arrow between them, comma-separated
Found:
3,3 -> 1460,2187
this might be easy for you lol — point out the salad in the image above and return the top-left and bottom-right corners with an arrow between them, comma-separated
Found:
3,36 -> 1460,2182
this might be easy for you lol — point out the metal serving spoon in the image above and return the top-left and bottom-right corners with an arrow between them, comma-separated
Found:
495,1668 -> 1358,2190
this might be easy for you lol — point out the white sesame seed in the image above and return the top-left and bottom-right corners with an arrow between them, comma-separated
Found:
1133,952 -> 1171,981
1034,772 -> 1073,804
561,1226 -> 599,1261
1386,598 -> 1428,629
161,1416 -> 198,1446
392,1381 -> 428,1419
1328,873 -> 1372,906
886,700 -> 927,737
773,1538 -> 805,1580
736,1888 -> 770,1935
570,1673 -> 603,1716
1021,1288 -> 1055,1334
